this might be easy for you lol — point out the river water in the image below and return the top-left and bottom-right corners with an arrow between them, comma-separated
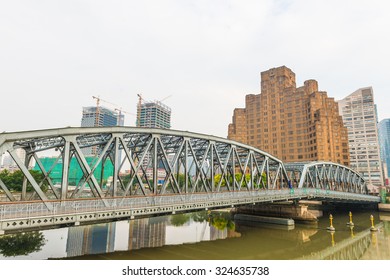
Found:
0,209 -> 389,260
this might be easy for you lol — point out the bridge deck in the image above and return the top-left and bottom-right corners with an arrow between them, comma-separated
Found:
0,189 -> 379,233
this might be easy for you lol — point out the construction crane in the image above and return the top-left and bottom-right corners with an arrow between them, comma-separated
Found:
92,95 -> 124,109
115,108 -> 135,126
160,95 -> 172,102
92,96 -> 135,126
136,94 -> 144,127
114,108 -> 136,116
92,95 -> 102,127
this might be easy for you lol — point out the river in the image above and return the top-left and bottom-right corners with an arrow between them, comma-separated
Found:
0,208 -> 389,260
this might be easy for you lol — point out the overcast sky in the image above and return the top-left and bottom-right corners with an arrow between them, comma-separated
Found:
1,0 -> 389,138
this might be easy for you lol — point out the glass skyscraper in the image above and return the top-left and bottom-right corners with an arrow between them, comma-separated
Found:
379,119 -> 390,184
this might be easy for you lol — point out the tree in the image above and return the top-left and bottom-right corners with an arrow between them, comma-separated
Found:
210,212 -> 235,231
191,211 -> 209,223
0,169 -> 48,192
0,232 -> 45,257
170,213 -> 190,226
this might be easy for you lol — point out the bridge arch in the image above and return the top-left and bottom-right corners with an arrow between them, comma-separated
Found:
285,162 -> 368,195
0,128 -> 381,232
0,127 -> 290,208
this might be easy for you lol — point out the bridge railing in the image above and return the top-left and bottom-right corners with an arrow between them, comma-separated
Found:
0,188 -> 380,222
0,127 -> 290,210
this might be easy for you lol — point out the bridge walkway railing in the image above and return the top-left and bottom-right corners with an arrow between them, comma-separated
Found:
0,188 -> 380,233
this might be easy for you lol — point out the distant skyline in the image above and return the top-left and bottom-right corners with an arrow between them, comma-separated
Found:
1,0 -> 389,138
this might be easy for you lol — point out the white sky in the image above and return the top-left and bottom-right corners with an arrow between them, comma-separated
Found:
1,0 -> 389,138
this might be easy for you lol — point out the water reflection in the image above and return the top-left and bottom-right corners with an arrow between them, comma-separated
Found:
67,223 -> 116,257
0,232 -> 45,257
0,210 -> 389,260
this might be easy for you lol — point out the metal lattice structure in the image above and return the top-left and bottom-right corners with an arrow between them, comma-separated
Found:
0,127 -> 380,233
0,127 -> 289,208
285,162 -> 369,194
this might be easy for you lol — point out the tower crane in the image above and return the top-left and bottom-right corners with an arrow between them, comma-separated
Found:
92,96 -> 135,126
92,95 -> 124,109
137,94 -> 145,127
160,95 -> 172,102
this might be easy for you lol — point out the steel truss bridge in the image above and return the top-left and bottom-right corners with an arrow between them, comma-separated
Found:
0,127 -> 380,233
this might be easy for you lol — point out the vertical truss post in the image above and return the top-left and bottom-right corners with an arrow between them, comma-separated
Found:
184,138 -> 189,194
112,136 -> 120,197
279,163 -> 283,189
61,140 -> 71,202
232,146 -> 236,190
100,154 -> 107,190
266,157 -> 270,190
210,142 -> 214,192
250,152 -> 254,190
21,151 -> 31,200
153,136 -> 158,195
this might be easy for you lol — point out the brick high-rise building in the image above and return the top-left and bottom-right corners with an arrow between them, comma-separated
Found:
228,66 -> 349,165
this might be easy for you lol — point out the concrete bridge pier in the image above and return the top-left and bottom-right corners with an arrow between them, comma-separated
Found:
235,202 -> 320,224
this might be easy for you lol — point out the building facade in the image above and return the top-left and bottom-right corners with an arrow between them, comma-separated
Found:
136,100 -> 172,181
81,106 -> 120,128
136,101 -> 171,129
338,87 -> 383,187
81,106 -> 121,156
378,119 -> 390,185
0,148 -> 28,172
228,66 -> 349,165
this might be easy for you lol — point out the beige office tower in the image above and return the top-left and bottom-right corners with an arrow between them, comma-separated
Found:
338,87 -> 383,188
228,66 -> 349,165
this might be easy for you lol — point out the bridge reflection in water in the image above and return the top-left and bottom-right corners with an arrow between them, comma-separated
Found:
298,224 -> 382,260
1,211 -> 389,260
0,127 -> 379,233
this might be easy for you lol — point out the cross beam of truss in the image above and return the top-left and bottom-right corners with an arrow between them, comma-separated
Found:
0,127 -> 290,209
285,162 -> 368,194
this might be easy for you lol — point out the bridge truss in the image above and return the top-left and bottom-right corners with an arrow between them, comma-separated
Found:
285,162 -> 369,194
0,127 -> 379,233
0,127 -> 289,208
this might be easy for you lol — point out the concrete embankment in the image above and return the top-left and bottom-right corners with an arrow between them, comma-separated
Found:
234,213 -> 294,226
379,203 -> 390,212
236,202 -> 319,224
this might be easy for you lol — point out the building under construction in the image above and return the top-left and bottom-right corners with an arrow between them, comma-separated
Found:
136,100 -> 171,129
81,106 -> 121,128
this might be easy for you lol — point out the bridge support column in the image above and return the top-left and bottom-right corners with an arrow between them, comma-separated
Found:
236,203 -> 319,224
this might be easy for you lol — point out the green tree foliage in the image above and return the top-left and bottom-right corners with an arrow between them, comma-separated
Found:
190,211 -> 209,223
0,169 -> 48,192
170,213 -> 191,226
214,173 -> 267,189
0,232 -> 46,257
210,212 -> 235,231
